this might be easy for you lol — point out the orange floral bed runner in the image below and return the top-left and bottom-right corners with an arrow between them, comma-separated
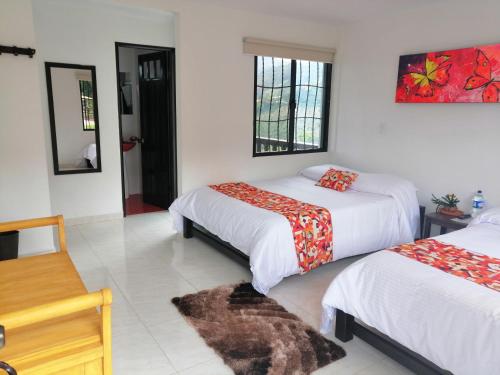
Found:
389,239 -> 500,292
209,182 -> 333,273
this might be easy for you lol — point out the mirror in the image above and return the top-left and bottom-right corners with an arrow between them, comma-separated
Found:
45,62 -> 101,174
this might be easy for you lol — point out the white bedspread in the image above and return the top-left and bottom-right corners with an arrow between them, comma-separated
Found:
81,143 -> 97,168
321,223 -> 500,375
170,174 -> 418,294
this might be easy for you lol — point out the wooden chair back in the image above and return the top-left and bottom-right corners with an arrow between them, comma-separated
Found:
0,215 -> 67,252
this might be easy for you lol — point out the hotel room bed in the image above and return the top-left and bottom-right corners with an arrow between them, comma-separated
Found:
321,209 -> 500,375
170,165 -> 420,294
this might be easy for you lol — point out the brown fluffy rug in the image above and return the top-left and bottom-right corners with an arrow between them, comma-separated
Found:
172,283 -> 345,375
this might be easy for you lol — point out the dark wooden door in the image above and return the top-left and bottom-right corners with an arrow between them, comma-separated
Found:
138,51 -> 176,209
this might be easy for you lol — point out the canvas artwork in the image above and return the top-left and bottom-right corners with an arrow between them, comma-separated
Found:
396,43 -> 500,103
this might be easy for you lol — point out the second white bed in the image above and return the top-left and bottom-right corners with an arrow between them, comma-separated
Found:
321,215 -> 500,375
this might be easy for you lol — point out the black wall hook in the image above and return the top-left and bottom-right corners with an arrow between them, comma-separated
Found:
0,45 -> 36,58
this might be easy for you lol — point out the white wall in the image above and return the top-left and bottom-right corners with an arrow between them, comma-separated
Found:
116,0 -> 342,192
335,0 -> 500,212
33,0 -> 176,220
0,0 -> 54,254
9,0 -> 492,235
51,68 -> 96,168
31,0 -> 341,220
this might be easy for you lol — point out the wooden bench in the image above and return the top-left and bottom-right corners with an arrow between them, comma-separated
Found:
0,216 -> 112,375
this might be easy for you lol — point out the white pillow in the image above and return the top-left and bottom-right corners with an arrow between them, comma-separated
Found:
470,207 -> 500,226
350,173 -> 417,194
298,164 -> 359,182
348,173 -> 419,240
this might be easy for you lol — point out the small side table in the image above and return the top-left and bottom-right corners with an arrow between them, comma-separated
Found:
423,212 -> 470,238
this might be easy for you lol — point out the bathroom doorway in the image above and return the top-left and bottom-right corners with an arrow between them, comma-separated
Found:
115,42 -> 177,216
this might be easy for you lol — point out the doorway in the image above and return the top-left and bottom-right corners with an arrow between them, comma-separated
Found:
115,42 -> 177,216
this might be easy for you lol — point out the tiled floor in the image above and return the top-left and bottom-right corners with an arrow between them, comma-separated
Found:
66,211 -> 414,375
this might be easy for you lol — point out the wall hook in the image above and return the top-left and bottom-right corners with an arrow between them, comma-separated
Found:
0,45 -> 36,58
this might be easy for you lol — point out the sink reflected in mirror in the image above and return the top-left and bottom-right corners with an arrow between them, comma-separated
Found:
122,141 -> 135,152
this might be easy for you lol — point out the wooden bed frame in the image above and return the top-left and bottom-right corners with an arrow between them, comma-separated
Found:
335,310 -> 450,375
183,217 -> 250,267
183,205 -> 449,375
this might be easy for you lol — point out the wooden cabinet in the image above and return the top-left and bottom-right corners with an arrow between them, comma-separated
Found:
0,216 -> 112,375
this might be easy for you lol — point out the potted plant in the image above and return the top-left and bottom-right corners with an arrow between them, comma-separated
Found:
431,193 -> 463,217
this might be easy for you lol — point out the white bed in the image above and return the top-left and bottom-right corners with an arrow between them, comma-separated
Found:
81,143 -> 97,168
321,209 -> 500,375
169,164 -> 420,294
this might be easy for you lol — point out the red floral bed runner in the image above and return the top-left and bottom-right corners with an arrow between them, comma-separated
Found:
389,239 -> 500,292
209,182 -> 333,273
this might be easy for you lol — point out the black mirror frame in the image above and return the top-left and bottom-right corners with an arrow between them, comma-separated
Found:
45,62 -> 102,175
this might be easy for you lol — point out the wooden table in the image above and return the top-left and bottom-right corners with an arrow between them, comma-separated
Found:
423,212 -> 470,238
0,216 -> 112,375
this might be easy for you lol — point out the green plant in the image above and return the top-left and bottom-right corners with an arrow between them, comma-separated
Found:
431,193 -> 460,211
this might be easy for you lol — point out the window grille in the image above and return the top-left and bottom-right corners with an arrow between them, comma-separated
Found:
79,80 -> 95,131
253,56 -> 332,156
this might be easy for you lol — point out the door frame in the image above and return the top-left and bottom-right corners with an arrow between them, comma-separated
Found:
114,42 -> 177,217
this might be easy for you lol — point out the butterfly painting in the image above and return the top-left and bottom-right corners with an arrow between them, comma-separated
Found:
396,43 -> 500,103
400,54 -> 451,98
464,50 -> 500,102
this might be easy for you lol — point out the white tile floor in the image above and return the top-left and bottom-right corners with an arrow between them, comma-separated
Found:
66,211 -> 414,375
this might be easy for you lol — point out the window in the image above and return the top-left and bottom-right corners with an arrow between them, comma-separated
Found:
79,80 -> 95,131
253,56 -> 332,156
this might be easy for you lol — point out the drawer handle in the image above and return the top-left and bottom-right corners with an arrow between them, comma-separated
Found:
0,361 -> 17,375
0,326 -> 4,349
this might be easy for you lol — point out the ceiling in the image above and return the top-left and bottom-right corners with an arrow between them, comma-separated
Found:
196,0 -> 448,24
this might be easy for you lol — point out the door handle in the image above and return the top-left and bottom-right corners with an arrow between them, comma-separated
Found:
0,361 -> 17,375
129,136 -> 144,144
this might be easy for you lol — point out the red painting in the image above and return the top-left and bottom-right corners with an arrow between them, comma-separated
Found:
396,43 -> 500,103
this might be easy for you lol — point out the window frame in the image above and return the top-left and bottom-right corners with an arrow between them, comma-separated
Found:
252,56 -> 332,157
79,79 -> 95,132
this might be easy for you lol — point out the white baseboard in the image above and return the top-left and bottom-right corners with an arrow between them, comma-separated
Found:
65,212 -> 124,226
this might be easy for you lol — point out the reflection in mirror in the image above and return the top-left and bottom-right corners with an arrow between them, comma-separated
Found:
45,62 -> 101,174
119,72 -> 133,115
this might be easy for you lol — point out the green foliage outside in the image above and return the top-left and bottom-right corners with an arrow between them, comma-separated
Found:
255,57 -> 325,151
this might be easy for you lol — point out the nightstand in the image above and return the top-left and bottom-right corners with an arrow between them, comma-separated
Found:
423,212 -> 471,238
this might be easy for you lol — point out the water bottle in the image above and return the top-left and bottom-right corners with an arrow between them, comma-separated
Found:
472,190 -> 485,217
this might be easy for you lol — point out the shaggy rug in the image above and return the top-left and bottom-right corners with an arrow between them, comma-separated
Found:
172,283 -> 346,375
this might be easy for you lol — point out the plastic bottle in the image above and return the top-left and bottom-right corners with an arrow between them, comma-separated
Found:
471,190 -> 486,218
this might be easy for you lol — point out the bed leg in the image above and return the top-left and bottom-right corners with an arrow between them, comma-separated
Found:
335,309 -> 354,342
183,217 -> 193,239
